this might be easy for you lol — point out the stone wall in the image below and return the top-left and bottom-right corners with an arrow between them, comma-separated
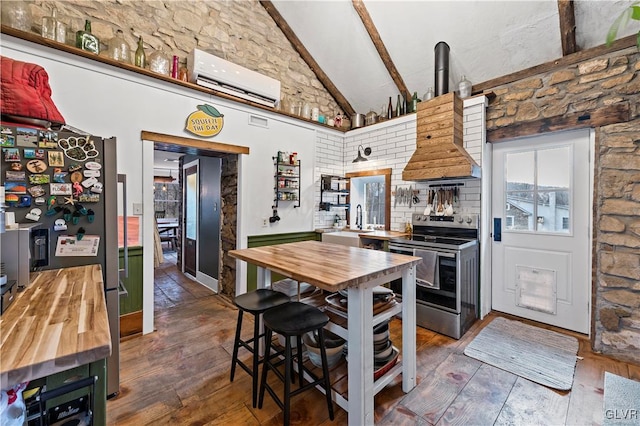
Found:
220,154 -> 237,298
21,0 -> 341,117
486,47 -> 640,364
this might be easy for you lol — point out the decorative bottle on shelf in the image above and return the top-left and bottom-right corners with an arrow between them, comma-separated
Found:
395,94 -> 401,117
134,36 -> 146,68
171,55 -> 179,78
41,6 -> 66,43
387,97 -> 393,119
411,91 -> 419,113
148,49 -> 170,75
107,29 -> 131,63
178,59 -> 189,82
423,87 -> 434,101
458,75 -> 472,98
76,20 -> 100,54
2,1 -> 32,32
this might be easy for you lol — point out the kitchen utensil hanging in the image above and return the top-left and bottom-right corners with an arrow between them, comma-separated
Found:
392,186 -> 420,206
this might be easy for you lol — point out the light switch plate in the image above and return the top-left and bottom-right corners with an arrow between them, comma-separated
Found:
133,203 -> 143,215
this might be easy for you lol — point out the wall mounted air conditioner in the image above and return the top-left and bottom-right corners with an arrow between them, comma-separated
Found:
187,49 -> 281,108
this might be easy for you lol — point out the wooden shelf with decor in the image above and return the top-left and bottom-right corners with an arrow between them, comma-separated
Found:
0,25 -> 348,131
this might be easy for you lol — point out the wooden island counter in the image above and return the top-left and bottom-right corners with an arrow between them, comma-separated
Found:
0,264 -> 112,389
230,240 -> 420,425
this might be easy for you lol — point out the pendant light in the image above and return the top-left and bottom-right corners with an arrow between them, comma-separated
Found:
352,145 -> 372,163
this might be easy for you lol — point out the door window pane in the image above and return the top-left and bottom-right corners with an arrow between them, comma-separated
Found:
185,171 -> 197,239
504,146 -> 571,234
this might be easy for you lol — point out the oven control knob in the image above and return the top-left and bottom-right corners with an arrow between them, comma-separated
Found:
414,215 -> 422,222
465,216 -> 473,224
422,215 -> 429,221
456,215 -> 463,223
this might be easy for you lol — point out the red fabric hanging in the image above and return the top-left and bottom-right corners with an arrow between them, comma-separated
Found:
1,55 -> 65,129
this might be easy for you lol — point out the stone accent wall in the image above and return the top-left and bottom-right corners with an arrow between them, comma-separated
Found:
595,119 -> 640,363
486,47 -> 640,364
220,154 -> 238,298
24,1 -> 341,117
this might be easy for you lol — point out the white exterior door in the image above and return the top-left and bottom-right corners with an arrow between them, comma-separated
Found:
491,129 -> 592,334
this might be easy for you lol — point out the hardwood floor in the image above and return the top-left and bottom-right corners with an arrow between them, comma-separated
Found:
106,253 -> 639,425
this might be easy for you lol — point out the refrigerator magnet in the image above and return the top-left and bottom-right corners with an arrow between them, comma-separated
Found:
34,197 -> 46,205
1,134 -> 15,147
70,171 -> 83,183
26,159 -> 47,173
35,149 -> 46,159
4,182 -> 27,194
85,161 -> 101,170
68,164 -> 82,173
83,169 -> 100,178
53,170 -> 68,183
50,183 -> 72,195
29,174 -> 50,185
28,185 -> 46,197
81,177 -> 98,188
9,162 -> 23,171
3,148 -> 20,162
54,219 -> 67,231
48,151 -> 65,167
73,182 -> 84,197
25,208 -> 42,221
23,149 -> 36,159
5,170 -> 25,181
79,193 -> 99,203
58,137 -> 98,161
16,128 -> 38,147
5,194 -> 19,207
17,195 -> 32,208
90,182 -> 103,193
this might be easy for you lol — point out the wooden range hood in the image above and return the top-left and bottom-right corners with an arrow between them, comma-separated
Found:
403,93 -> 480,181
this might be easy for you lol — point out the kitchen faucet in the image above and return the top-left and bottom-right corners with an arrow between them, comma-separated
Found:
356,204 -> 362,230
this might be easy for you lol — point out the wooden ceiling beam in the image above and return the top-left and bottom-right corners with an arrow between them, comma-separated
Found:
473,33 -> 637,95
557,0 -> 577,56
352,0 -> 410,98
260,1 -> 355,117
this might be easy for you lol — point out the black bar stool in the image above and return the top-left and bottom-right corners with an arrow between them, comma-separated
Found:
258,301 -> 335,425
230,289 -> 291,408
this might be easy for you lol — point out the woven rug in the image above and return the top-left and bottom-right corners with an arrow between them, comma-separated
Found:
463,317 -> 579,390
603,372 -> 640,425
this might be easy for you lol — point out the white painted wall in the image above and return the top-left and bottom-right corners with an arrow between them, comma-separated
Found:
1,34 -> 491,334
2,35 -> 320,334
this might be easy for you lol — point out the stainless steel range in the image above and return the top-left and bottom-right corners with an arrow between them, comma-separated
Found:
389,213 -> 479,339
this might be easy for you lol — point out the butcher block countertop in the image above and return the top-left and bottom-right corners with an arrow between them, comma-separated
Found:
230,240 -> 420,292
0,264 -> 111,389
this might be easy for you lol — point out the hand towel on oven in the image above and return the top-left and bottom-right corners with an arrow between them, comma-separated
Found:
414,249 -> 437,287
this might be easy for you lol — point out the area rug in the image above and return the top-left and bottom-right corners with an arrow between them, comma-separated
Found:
603,372 -> 640,425
463,316 -> 579,390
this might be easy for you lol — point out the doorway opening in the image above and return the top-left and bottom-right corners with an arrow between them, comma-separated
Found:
141,131 -> 249,336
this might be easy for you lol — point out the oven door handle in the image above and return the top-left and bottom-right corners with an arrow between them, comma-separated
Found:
416,279 -> 437,289
437,252 -> 456,259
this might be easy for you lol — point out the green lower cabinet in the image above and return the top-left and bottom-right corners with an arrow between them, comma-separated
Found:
247,232 -> 318,291
24,359 -> 107,425
119,246 -> 143,315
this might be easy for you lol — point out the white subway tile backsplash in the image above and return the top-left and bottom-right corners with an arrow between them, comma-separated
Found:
314,100 -> 487,229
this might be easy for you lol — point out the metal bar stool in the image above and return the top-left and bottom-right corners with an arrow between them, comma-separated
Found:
230,289 -> 290,408
258,301 -> 335,425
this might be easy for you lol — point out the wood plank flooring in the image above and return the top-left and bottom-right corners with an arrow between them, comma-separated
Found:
106,253 -> 639,425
